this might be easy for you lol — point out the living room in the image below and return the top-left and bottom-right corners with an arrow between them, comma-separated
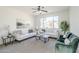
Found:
0,6 -> 79,53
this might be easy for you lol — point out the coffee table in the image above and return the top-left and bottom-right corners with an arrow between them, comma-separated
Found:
35,33 -> 49,43
41,34 -> 49,43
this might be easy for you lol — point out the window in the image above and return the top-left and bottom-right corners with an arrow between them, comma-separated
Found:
40,16 -> 59,29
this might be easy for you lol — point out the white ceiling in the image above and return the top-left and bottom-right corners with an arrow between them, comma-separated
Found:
10,6 -> 69,15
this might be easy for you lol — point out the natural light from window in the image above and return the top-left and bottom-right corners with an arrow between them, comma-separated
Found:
40,16 -> 59,29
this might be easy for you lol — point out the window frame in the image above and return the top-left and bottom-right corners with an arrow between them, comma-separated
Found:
40,16 -> 59,29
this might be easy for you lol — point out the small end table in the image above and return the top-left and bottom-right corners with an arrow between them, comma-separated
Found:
1,33 -> 15,45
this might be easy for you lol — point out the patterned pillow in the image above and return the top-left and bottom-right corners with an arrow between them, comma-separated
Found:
28,29 -> 33,33
64,38 -> 70,45
67,33 -> 72,38
64,32 -> 72,38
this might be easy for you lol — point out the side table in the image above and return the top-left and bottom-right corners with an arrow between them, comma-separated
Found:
1,33 -> 15,45
7,33 -> 15,43
1,36 -> 7,45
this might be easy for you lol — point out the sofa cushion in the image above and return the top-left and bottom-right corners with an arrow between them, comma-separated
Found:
14,30 -> 22,34
14,29 -> 29,35
21,29 -> 28,35
15,32 -> 36,41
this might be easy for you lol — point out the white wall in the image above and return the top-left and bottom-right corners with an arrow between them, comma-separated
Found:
0,7 -> 70,32
0,7 -> 34,31
70,6 -> 79,36
34,9 -> 69,29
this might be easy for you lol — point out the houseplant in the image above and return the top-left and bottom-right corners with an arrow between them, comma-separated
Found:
60,20 -> 69,34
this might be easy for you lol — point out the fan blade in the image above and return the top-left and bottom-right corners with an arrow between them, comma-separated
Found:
32,8 -> 37,10
41,10 -> 48,12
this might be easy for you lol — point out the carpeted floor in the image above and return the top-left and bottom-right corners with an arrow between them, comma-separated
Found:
0,37 -> 79,53
0,37 -> 56,53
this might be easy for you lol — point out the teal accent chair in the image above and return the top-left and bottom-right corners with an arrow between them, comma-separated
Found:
55,32 -> 79,53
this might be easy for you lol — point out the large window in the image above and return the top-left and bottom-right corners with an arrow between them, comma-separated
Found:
40,16 -> 59,29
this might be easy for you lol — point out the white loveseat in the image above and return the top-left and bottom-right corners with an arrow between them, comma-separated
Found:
13,29 -> 36,41
45,29 -> 59,38
36,28 -> 59,39
43,28 -> 59,38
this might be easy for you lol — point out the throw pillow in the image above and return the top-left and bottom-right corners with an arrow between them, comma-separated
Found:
67,33 -> 72,38
64,38 -> 70,45
63,35 -> 66,38
28,29 -> 33,33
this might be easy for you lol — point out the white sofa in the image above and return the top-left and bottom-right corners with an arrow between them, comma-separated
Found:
44,28 -> 59,38
13,29 -> 36,41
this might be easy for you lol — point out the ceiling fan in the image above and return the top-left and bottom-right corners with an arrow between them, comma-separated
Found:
32,6 -> 48,15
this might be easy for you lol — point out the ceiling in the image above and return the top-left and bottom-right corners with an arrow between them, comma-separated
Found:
10,6 -> 69,15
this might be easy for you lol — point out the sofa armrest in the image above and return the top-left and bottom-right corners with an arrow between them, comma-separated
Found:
55,41 -> 73,53
55,41 -> 72,48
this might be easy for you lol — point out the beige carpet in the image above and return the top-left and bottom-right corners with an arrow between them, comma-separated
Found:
0,37 -> 79,53
0,37 -> 56,53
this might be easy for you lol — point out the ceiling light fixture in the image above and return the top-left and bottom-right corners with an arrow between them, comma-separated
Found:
32,6 -> 48,15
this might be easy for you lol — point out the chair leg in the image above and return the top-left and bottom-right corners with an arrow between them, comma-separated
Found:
4,39 -> 7,46
55,46 -> 57,53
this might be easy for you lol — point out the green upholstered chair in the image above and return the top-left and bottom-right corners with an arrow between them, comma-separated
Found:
55,32 -> 79,53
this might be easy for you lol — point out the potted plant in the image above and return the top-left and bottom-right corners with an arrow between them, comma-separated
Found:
60,20 -> 69,34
